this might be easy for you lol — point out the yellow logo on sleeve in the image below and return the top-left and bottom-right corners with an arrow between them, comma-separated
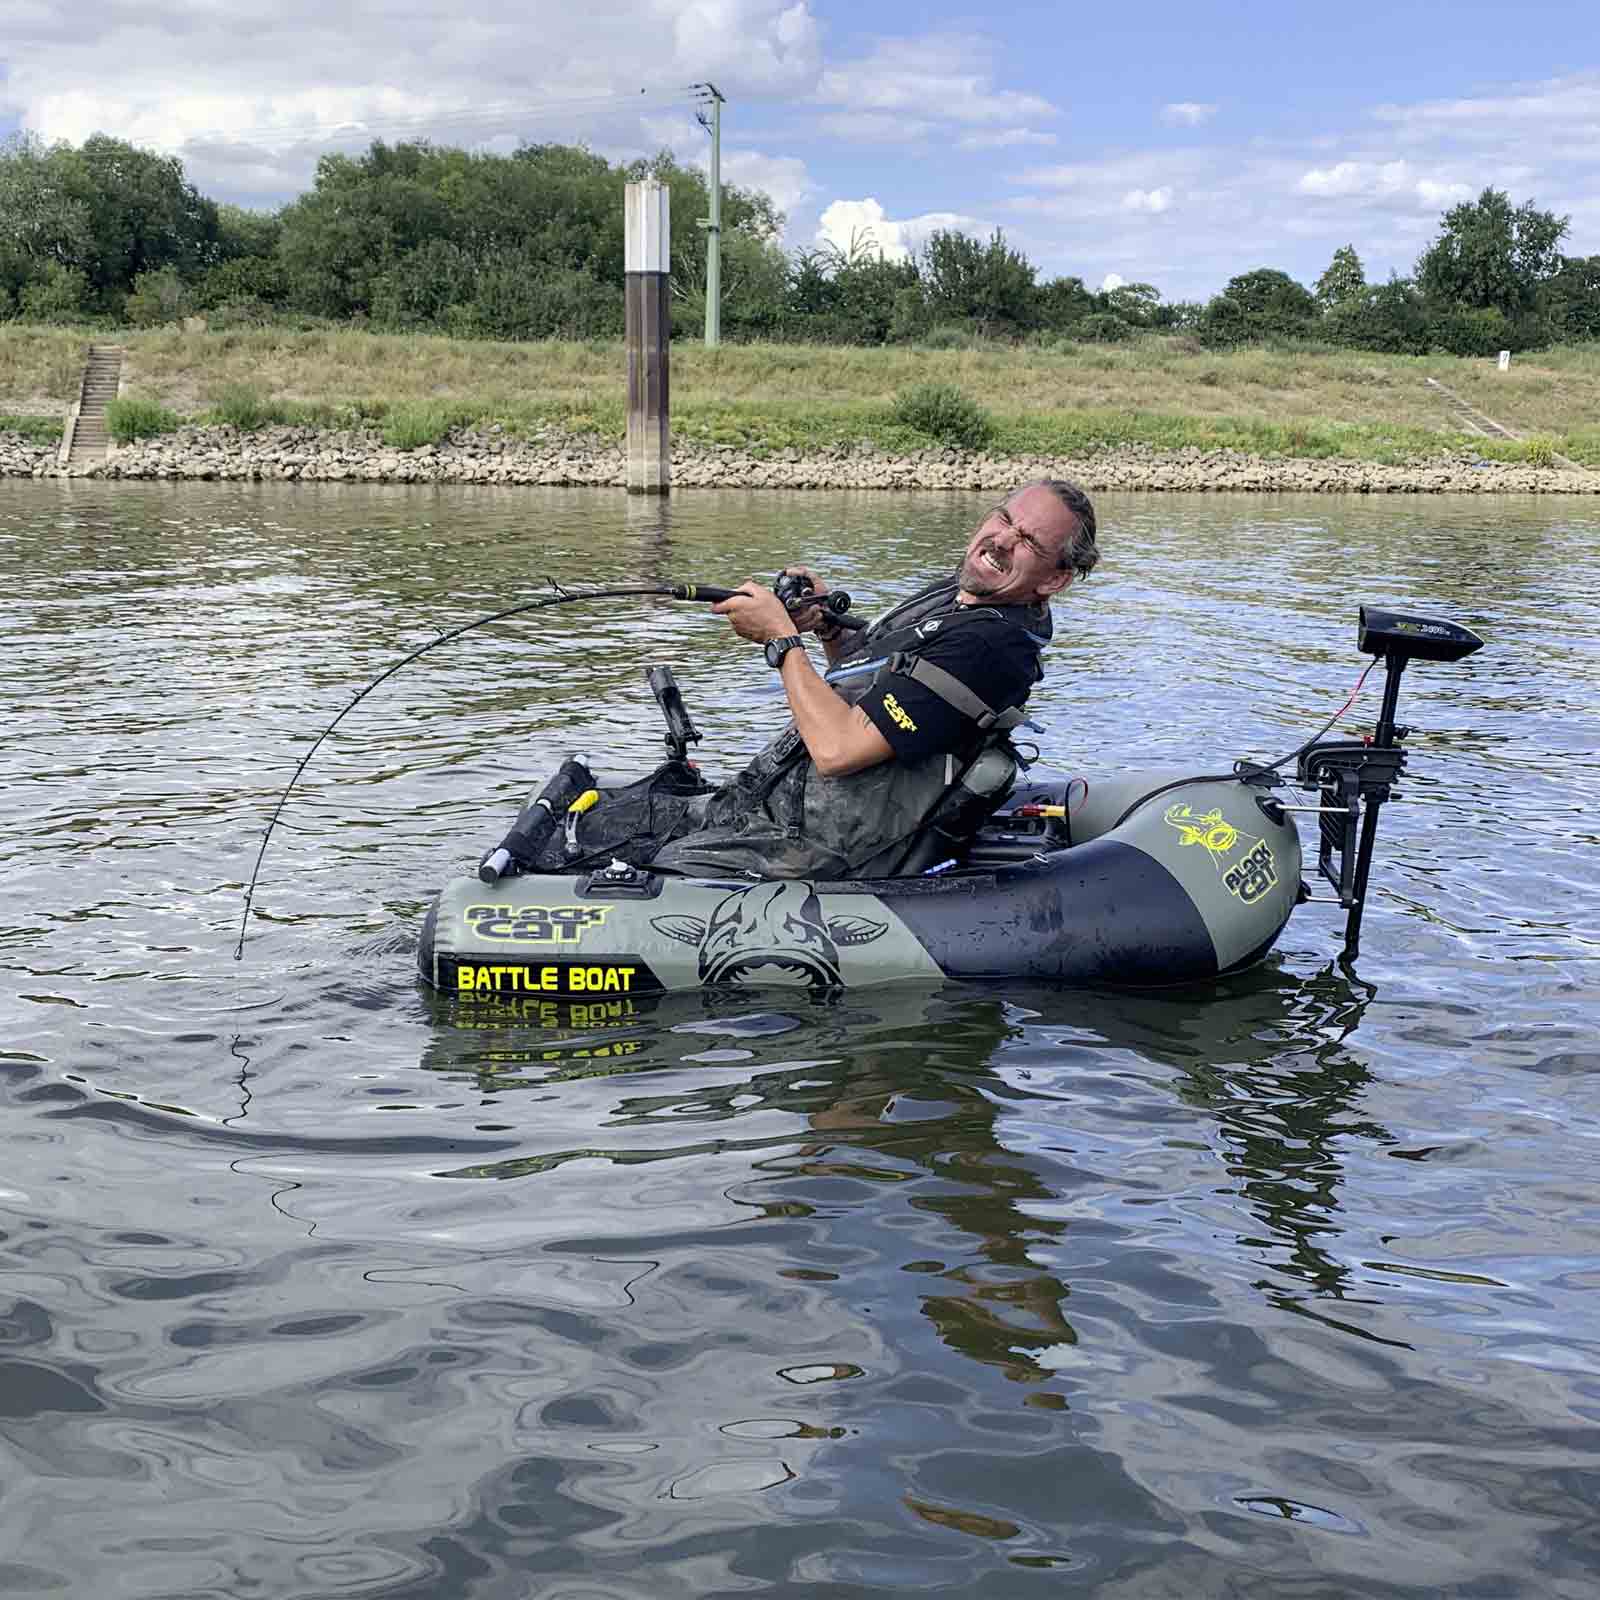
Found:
883,693 -> 917,732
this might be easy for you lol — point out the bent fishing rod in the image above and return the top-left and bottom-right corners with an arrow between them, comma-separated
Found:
234,576 -> 863,959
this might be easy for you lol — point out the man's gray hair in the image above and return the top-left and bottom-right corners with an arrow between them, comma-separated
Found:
1035,478 -> 1100,579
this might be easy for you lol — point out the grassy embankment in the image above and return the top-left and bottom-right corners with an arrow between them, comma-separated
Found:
4,324 -> 1599,466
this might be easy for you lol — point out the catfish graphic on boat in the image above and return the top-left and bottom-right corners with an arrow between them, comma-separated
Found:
652,881 -> 888,988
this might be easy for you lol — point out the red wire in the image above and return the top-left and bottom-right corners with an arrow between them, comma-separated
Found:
1334,658 -> 1378,725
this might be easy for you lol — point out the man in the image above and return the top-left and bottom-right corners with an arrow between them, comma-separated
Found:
647,478 -> 1099,880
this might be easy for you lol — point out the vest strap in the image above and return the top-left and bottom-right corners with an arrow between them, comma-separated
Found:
885,652 -> 1027,731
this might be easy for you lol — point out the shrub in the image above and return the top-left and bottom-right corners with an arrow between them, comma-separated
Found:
467,261 -> 623,341
20,264 -> 93,324
1429,305 -> 1512,357
124,268 -> 196,327
892,382 -> 995,449
202,298 -> 277,331
0,414 -> 65,444
915,322 -> 982,351
106,395 -> 181,443
1524,436 -> 1557,468
195,256 -> 287,311
210,382 -> 277,430
381,401 -> 456,449
1074,313 -> 1135,344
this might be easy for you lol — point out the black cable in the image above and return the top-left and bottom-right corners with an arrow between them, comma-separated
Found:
1108,659 -> 1380,833
1109,771 -> 1245,834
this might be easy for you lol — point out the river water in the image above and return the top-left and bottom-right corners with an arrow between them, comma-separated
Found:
2,481 -> 1598,1598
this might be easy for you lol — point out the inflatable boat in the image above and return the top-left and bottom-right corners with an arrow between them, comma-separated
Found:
417,606 -> 1482,999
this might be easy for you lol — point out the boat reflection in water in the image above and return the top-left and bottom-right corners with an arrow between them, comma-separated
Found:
418,963 -> 1384,1388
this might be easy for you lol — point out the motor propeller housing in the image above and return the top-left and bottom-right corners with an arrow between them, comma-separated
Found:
1358,606 -> 1484,664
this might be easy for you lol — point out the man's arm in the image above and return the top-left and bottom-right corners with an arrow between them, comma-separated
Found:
776,649 -> 894,776
713,582 -> 894,778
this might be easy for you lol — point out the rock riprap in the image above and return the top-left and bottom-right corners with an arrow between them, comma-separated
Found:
3,424 -> 1595,493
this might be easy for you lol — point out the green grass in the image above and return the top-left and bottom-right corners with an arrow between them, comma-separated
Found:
379,400 -> 474,449
0,413 -> 64,443
106,395 -> 181,443
6,323 -> 1598,468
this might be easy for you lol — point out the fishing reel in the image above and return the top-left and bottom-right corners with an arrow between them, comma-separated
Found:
774,570 -> 866,632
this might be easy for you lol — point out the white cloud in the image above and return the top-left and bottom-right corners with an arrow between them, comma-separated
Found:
958,128 -> 1057,151
2,0 -> 823,203
1121,186 -> 1173,214
1374,71 -> 1600,140
816,111 -> 934,144
1161,102 -> 1216,127
814,198 -> 987,263
1099,272 -> 1125,292
722,149 -> 814,217
814,35 -> 1057,127
1296,159 -> 1471,210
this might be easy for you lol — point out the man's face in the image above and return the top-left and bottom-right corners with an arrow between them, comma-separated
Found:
958,485 -> 1077,606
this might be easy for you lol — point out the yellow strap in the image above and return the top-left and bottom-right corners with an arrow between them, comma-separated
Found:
568,789 -> 601,815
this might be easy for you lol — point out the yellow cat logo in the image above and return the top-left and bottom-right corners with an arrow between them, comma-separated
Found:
882,693 -> 917,732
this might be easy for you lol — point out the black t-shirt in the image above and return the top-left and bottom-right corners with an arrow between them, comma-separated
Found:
857,605 -> 1045,760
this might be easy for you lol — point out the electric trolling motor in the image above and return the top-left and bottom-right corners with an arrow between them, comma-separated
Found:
1258,605 -> 1484,960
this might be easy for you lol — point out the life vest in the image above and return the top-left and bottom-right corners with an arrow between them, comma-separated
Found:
650,577 -> 1050,880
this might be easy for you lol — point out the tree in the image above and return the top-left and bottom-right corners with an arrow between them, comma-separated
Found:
0,132 -> 221,310
778,238 -> 921,344
1542,254 -> 1600,343
1323,276 -> 1430,355
921,229 -> 1038,335
0,134 -> 96,289
1314,245 -> 1366,311
1035,274 -> 1094,333
1415,187 -> 1568,320
216,204 -> 282,263
1198,268 -> 1316,345
1102,281 -> 1161,326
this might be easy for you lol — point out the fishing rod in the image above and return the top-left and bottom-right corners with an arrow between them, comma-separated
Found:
234,576 -> 863,959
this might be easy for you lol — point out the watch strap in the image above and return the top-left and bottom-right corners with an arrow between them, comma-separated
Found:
766,634 -> 803,669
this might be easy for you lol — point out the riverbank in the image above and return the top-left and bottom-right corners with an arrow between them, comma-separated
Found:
5,421 -> 1597,492
8,324 -> 1600,460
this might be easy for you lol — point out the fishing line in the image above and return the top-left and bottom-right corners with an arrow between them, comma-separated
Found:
234,577 -> 848,959
236,581 -> 684,960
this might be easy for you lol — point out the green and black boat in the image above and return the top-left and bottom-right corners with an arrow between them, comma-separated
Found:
418,606 -> 1483,999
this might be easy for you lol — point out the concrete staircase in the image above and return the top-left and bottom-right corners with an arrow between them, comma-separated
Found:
62,344 -> 124,467
1425,375 -> 1584,471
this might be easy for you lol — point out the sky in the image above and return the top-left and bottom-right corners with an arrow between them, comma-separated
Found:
3,0 -> 1597,302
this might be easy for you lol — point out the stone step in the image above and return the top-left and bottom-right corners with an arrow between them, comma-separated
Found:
65,345 -> 126,462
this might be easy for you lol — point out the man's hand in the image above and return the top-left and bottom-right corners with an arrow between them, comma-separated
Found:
712,581 -> 796,644
778,565 -> 832,635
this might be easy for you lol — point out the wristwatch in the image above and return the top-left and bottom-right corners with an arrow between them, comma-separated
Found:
764,634 -> 804,670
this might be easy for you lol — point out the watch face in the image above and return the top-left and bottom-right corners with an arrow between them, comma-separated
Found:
766,635 -> 799,668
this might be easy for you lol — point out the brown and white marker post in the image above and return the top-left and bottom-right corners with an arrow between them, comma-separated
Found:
625,179 -> 671,495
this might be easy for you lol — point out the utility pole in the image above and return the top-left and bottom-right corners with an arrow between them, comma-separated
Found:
693,82 -> 724,349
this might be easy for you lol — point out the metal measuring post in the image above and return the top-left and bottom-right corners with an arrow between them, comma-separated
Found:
625,180 -> 671,495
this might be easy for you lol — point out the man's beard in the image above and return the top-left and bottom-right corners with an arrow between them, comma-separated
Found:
959,546 -> 1007,596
